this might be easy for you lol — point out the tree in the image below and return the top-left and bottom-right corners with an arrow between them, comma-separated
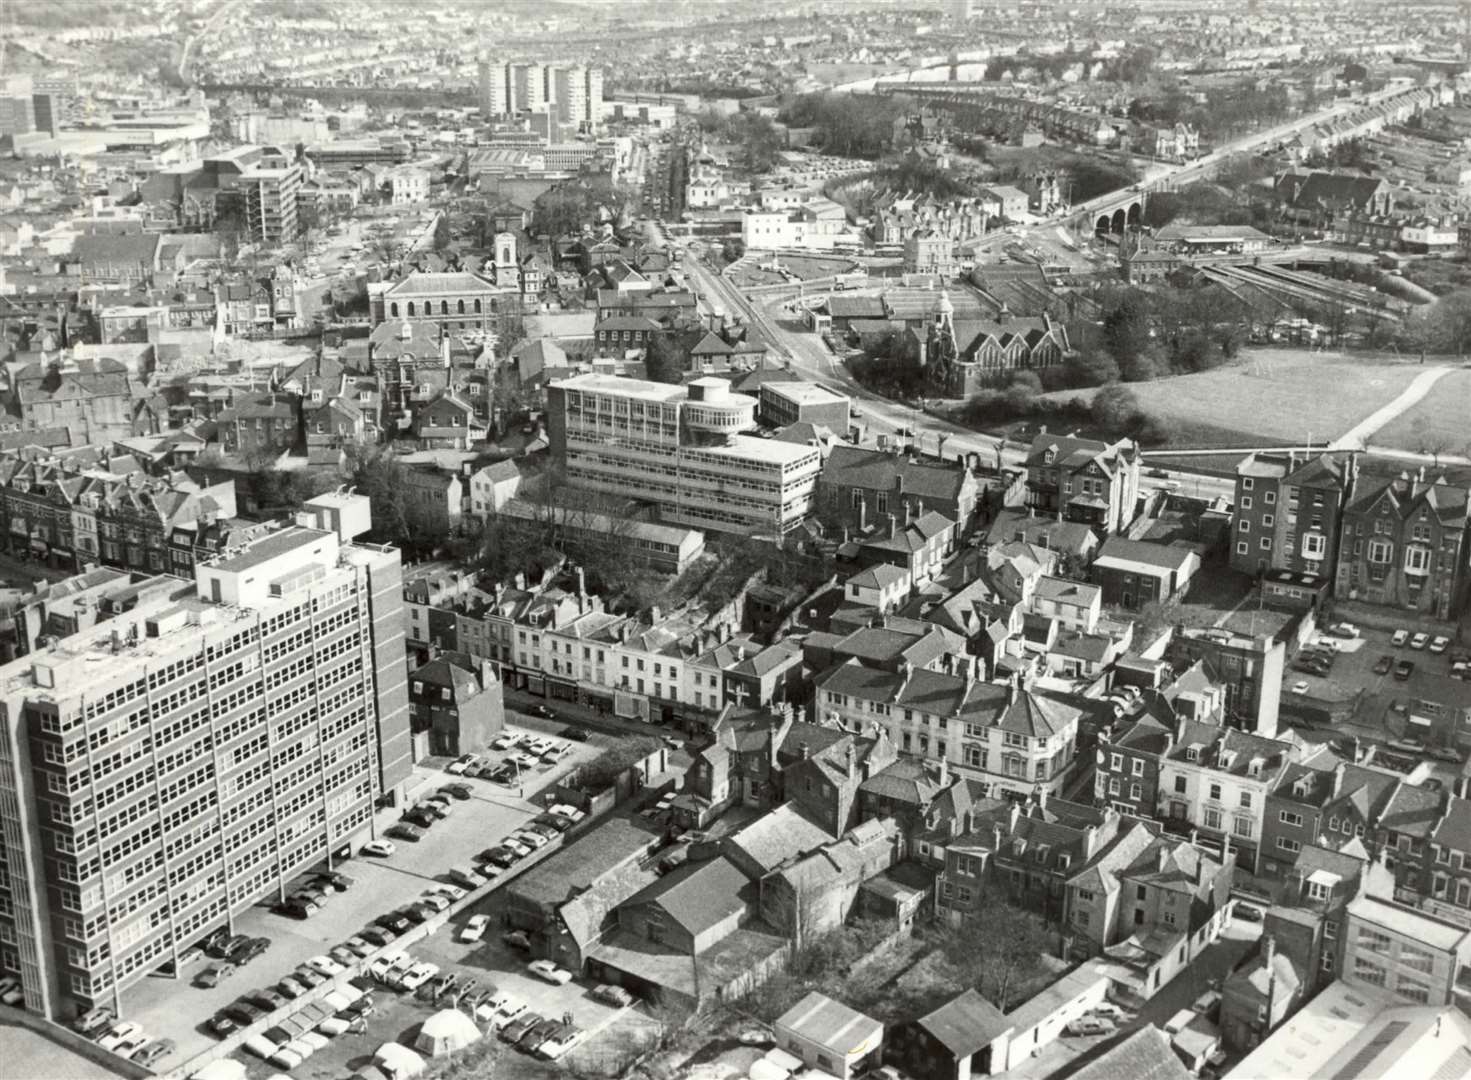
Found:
329,275 -> 366,316
1100,289 -> 1155,380
939,888 -> 1054,1011
643,332 -> 688,384
432,213 -> 451,252
1090,384 -> 1140,431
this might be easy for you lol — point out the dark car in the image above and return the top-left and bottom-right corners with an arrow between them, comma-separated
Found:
401,903 -> 435,925
1373,654 -> 1394,675
376,912 -> 412,934
205,1012 -> 238,1039
206,933 -> 248,960
199,928 -> 232,955
235,937 -> 270,965
245,989 -> 289,1013
483,846 -> 520,869
328,945 -> 359,967
1394,659 -> 1415,681
402,809 -> 436,829
221,1001 -> 264,1026
275,899 -> 318,920
292,966 -> 327,989
1234,903 -> 1264,923
488,767 -> 517,786
518,1018 -> 563,1053
439,783 -> 473,801
533,813 -> 574,833
561,726 -> 591,742
500,1013 -> 544,1043
387,823 -> 424,842
313,871 -> 354,893
276,976 -> 309,999
360,925 -> 395,948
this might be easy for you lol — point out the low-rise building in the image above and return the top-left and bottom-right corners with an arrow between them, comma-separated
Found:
408,650 -> 505,757
773,992 -> 885,1080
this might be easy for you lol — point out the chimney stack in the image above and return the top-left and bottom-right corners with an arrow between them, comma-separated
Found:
846,743 -> 856,780
888,513 -> 898,539
939,756 -> 949,785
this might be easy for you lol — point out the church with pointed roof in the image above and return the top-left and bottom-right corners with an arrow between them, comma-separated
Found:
916,289 -> 1073,397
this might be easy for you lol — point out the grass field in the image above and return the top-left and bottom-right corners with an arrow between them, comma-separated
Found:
1369,368 -> 1471,455
1044,349 -> 1427,449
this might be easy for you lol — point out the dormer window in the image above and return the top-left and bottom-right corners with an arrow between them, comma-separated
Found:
1043,449 -> 1055,465
1248,757 -> 1263,778
1185,746 -> 1200,763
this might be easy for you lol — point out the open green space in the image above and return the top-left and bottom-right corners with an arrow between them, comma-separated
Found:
1042,349 -> 1426,449
1369,368 -> 1471,456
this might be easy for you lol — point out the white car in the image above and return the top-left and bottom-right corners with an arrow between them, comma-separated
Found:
548,803 -> 586,823
305,955 -> 345,977
491,733 -> 518,751
98,1022 -> 146,1052
399,962 -> 439,991
538,1027 -> 584,1060
418,892 -> 451,913
1431,636 -> 1450,655
368,951 -> 410,983
433,884 -> 467,902
1411,632 -> 1430,650
502,837 -> 532,858
361,839 -> 396,858
446,755 -> 475,775
513,830 -> 549,850
527,959 -> 573,985
459,914 -> 490,943
1290,681 -> 1310,695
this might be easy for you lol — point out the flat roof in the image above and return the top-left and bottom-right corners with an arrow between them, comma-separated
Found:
686,434 -> 821,466
1225,979 -> 1395,1080
208,526 -> 331,575
1348,895 -> 1471,951
552,373 -> 690,404
763,381 -> 848,406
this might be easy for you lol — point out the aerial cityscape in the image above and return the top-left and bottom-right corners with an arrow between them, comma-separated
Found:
2,1 -> 1471,1079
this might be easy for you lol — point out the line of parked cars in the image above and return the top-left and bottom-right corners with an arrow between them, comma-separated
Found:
238,979 -> 375,1071
71,1006 -> 175,1066
274,868 -> 354,920
444,731 -> 573,787
385,781 -> 477,842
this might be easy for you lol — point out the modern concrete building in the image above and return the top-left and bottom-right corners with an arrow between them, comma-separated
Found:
547,374 -> 822,536
0,496 -> 409,1021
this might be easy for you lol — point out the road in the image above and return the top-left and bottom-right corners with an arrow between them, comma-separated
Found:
176,0 -> 248,85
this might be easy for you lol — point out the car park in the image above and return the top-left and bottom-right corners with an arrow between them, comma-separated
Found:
527,959 -> 573,985
1411,632 -> 1430,650
460,914 -> 491,943
361,839 -> 396,857
1431,636 -> 1450,654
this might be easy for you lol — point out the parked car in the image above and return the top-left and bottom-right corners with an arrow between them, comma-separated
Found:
503,930 -> 531,951
1373,654 -> 1394,675
590,984 -> 634,1007
246,989 -> 289,1013
561,726 -> 591,742
1192,990 -> 1222,1016
206,1013 -> 238,1039
446,754 -> 476,775
418,892 -> 451,914
439,783 -> 473,801
1395,659 -> 1416,681
306,955 -> 346,977
327,947 -> 359,971
518,1018 -> 563,1053
401,810 -> 435,829
387,823 -> 424,842
342,936 -> 375,958
292,966 -> 327,989
221,1001 -> 263,1026
1411,632 -> 1430,650
1234,902 -> 1264,923
1065,1016 -> 1115,1037
376,913 -> 412,934
500,1013 -> 544,1044
74,1006 -> 116,1037
433,883 -> 467,902
513,829 -> 550,850
401,902 -> 435,925
132,1039 -> 175,1066
537,1025 -> 585,1060
527,959 -> 573,985
491,733 -> 518,750
533,812 -> 574,833
1431,635 -> 1450,654
399,962 -> 440,992
460,915 -> 491,943
234,937 -> 270,965
276,976 -> 309,999
368,951 -> 411,983
483,845 -> 520,869
1392,629 -> 1410,646
313,871 -> 354,893
502,837 -> 532,858
415,800 -> 449,820
194,963 -> 236,988
1329,622 -> 1359,639
360,926 -> 395,948
276,898 -> 319,920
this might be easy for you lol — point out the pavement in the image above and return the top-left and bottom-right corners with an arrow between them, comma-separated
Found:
117,720 -> 599,1071
0,1024 -> 126,1080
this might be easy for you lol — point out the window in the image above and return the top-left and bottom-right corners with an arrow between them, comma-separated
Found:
1236,541 -> 1249,555
1208,783 -> 1222,802
1279,810 -> 1303,827
1234,817 -> 1254,838
1132,759 -> 1144,777
1263,514 -> 1274,527
1276,837 -> 1301,854
1174,776 -> 1187,795
1306,879 -> 1330,902
1110,753 -> 1123,771
1353,957 -> 1386,987
1239,520 -> 1250,533
1239,791 -> 1252,809
1405,545 -> 1431,574
1264,490 -> 1276,505
1397,977 -> 1431,1004
1324,920 -> 1337,940
1261,537 -> 1272,550
1357,927 -> 1392,954
1241,496 -> 1253,510
1242,477 -> 1254,490
1205,808 -> 1222,830
1368,540 -> 1392,564
1302,533 -> 1326,559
